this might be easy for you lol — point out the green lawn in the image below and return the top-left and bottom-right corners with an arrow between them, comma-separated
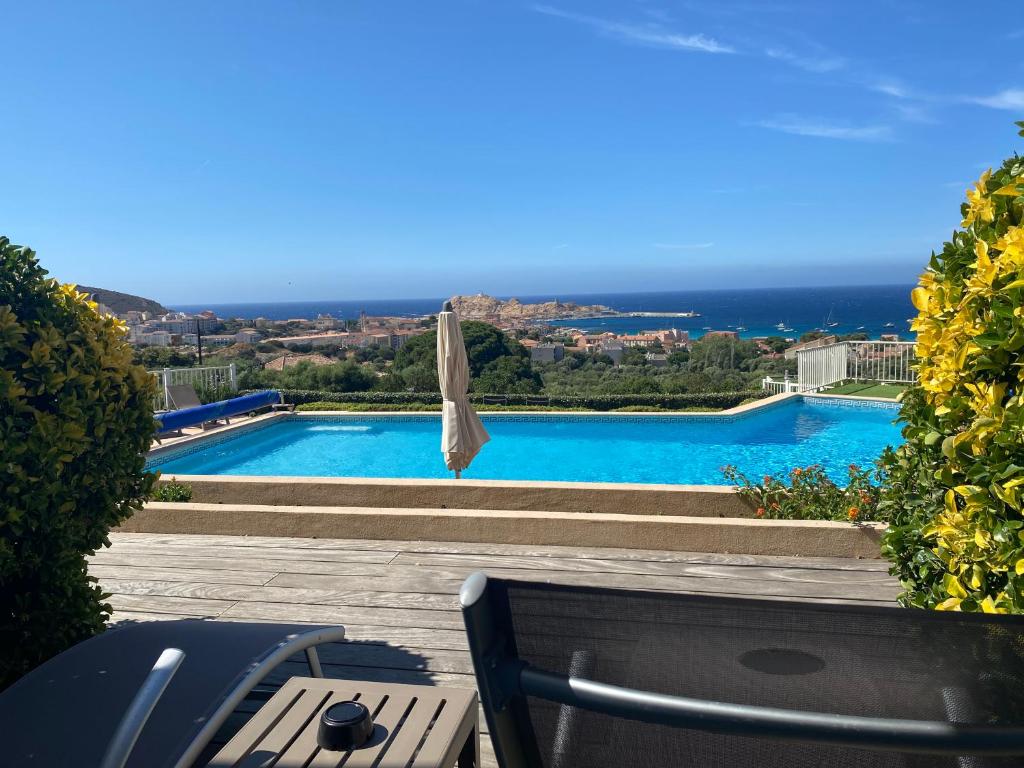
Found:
823,381 -> 907,399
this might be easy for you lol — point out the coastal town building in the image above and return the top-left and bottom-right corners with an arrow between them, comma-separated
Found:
619,333 -> 661,349
263,328 -> 426,350
784,335 -> 837,360
315,314 -> 339,330
530,342 -> 565,363
599,341 -> 625,365
235,329 -> 262,344
181,333 -> 235,347
132,330 -> 172,346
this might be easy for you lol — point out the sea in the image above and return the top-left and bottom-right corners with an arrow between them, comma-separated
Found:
174,284 -> 916,341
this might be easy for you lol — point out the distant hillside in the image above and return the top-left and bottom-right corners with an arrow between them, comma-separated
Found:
77,285 -> 170,316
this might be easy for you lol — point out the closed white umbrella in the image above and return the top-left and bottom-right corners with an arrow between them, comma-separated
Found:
437,301 -> 490,477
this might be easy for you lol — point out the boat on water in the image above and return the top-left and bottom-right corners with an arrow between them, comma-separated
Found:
775,321 -> 787,330
884,322 -> 895,328
856,325 -> 865,330
702,326 -> 711,331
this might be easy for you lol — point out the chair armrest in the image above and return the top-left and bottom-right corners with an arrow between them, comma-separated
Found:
100,648 -> 186,768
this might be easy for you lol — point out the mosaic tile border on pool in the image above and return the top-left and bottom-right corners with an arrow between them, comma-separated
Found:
804,396 -> 901,411
147,417 -> 282,470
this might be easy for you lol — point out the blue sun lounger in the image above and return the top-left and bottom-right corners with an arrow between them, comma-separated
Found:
155,389 -> 283,436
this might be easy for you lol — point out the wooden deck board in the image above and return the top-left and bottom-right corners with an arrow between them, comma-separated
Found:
92,532 -> 900,768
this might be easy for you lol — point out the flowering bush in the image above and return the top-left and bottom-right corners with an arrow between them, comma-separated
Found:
722,464 -> 885,523
1,239 -> 157,688
881,124 -> 1024,613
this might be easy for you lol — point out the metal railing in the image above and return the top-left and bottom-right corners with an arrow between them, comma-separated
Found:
149,364 -> 237,410
794,341 -> 916,393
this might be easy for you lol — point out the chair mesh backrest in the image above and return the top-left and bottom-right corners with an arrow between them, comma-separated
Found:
167,384 -> 202,409
502,581 -> 1024,768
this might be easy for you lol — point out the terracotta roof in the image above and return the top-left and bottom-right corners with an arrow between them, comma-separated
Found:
264,353 -> 335,371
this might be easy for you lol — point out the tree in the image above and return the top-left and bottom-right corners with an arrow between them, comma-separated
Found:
0,239 -> 157,688
881,124 -> 1024,613
688,336 -> 757,372
667,349 -> 690,367
620,346 -> 648,366
391,321 -> 537,393
132,346 -> 197,369
472,356 -> 542,394
250,360 -> 377,392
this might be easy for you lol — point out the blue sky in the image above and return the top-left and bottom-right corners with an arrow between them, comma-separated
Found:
2,1 -> 1022,303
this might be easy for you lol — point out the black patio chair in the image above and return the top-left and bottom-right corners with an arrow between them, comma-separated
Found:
460,572 -> 1024,767
0,619 -> 345,768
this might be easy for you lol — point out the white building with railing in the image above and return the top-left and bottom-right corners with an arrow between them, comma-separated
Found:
764,340 -> 917,394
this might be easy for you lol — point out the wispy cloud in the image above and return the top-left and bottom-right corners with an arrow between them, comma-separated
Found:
653,242 -> 715,250
765,46 -> 845,73
552,243 -> 570,250
532,5 -> 735,54
968,89 -> 1024,111
756,115 -> 894,142
870,79 -> 914,99
893,102 -> 937,124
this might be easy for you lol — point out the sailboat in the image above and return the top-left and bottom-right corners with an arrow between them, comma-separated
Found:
825,306 -> 839,328
735,318 -> 748,332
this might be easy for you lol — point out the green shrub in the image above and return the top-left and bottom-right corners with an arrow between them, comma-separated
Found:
194,382 -> 236,404
0,238 -> 157,688
267,389 -> 764,411
723,464 -> 886,523
880,125 -> 1024,613
152,479 -> 193,502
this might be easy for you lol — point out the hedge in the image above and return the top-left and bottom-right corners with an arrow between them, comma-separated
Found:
252,389 -> 766,411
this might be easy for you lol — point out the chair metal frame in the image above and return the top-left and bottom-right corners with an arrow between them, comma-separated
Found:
172,626 -> 343,768
460,572 -> 1024,767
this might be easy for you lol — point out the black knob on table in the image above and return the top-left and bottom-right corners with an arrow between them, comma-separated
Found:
317,701 -> 374,751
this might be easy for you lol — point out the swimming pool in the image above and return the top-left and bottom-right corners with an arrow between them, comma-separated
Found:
148,397 -> 902,486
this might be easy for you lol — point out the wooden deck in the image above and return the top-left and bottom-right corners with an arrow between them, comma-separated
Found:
91,533 -> 899,766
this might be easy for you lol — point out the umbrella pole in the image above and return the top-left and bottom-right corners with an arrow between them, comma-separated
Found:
455,469 -> 461,479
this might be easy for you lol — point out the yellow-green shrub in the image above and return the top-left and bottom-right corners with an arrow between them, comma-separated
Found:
0,238 -> 157,688
881,124 -> 1024,612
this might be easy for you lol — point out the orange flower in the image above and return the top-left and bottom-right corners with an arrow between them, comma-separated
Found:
755,507 -> 765,518
762,475 -> 772,486
859,490 -> 871,504
848,463 -> 859,473
791,467 -> 803,478
848,506 -> 859,520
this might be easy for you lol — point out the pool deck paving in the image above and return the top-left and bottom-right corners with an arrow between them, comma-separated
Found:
91,532 -> 900,766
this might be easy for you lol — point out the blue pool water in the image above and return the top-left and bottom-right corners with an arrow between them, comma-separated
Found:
149,398 -> 902,485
